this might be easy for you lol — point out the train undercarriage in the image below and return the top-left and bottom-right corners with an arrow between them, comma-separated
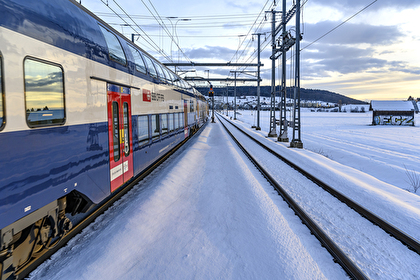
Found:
0,191 -> 93,280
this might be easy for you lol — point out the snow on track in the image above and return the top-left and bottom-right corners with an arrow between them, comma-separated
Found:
222,114 -> 420,279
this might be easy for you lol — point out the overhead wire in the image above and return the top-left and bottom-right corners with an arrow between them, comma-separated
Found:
228,0 -> 273,65
102,0 -> 172,60
137,0 -> 193,64
227,0 -> 274,82
235,0 -> 310,80
301,0 -> 377,51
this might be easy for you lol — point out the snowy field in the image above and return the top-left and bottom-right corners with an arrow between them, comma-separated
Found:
27,110 -> 420,280
229,109 -> 420,194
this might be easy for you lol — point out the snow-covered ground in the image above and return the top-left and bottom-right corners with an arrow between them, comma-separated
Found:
219,113 -> 420,279
232,109 -> 420,194
28,110 -> 420,280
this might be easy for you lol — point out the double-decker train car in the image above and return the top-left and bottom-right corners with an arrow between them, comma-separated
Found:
0,0 -> 208,277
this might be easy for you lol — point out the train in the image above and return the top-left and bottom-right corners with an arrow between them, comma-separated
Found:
0,0 -> 208,278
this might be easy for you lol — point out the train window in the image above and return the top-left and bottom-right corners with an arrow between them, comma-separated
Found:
158,65 -> 169,83
128,45 -> 147,74
168,114 -> 174,133
174,112 -> 179,130
0,55 -> 4,131
151,114 -> 160,140
123,102 -> 130,156
163,68 -> 173,84
24,58 -> 65,128
154,64 -> 165,81
99,25 -> 127,66
183,80 -> 192,91
190,100 -> 194,112
137,115 -> 149,146
112,102 -> 120,161
142,55 -> 158,78
161,114 -> 168,136
173,73 -> 181,87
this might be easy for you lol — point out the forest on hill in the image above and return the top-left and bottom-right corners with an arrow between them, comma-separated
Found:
195,86 -> 367,105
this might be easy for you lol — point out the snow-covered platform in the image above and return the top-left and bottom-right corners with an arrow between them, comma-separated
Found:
28,120 -> 347,280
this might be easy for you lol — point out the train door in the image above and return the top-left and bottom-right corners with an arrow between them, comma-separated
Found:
107,84 -> 134,192
197,99 -> 200,123
184,99 -> 188,138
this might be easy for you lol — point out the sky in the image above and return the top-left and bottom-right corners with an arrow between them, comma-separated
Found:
80,0 -> 420,101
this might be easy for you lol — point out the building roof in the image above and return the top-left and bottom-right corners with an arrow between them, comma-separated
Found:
369,100 -> 415,112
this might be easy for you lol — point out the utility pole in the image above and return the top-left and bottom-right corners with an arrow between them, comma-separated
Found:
290,0 -> 303,148
278,0 -> 288,142
209,85 -> 215,123
253,32 -> 262,131
229,70 -> 242,120
226,84 -> 229,116
268,9 -> 278,137
234,71 -> 237,120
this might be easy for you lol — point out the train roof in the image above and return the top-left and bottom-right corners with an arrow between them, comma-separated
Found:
0,0 -> 202,98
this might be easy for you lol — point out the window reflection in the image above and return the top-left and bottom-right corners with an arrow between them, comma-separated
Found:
137,115 -> 149,146
99,26 -> 127,65
161,114 -> 168,136
24,58 -> 65,127
151,114 -> 160,140
0,56 -> 4,130
155,64 -> 166,82
112,102 -> 120,162
123,102 -> 130,156
168,113 -> 174,132
142,55 -> 157,78
128,45 -> 147,74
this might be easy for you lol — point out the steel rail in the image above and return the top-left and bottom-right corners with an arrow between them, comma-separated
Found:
219,113 -> 420,255
15,123 -> 207,280
217,114 -> 368,280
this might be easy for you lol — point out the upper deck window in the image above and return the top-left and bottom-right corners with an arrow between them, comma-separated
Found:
142,55 -> 158,78
0,54 -> 4,131
163,68 -> 174,84
24,58 -> 65,128
128,45 -> 147,74
99,26 -> 127,66
155,64 -> 166,82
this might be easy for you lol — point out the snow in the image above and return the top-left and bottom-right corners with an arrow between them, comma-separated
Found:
28,110 -> 420,279
370,100 -> 416,111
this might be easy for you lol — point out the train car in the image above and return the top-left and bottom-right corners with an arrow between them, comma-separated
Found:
0,0 -> 208,278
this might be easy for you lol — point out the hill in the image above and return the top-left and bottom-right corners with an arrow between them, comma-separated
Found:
195,86 -> 367,105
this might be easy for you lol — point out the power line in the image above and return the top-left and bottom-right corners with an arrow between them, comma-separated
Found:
228,0 -> 273,65
99,0 -> 169,60
235,0 -> 311,76
95,12 -> 263,20
301,0 -> 378,51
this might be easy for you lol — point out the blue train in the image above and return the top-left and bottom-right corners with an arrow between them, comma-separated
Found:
0,0 -> 208,277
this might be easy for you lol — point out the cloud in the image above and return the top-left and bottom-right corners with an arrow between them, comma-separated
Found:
184,46 -> 237,61
303,21 -> 403,46
226,1 -> 262,13
313,0 -> 420,11
297,21 -> 414,77
301,43 -> 420,77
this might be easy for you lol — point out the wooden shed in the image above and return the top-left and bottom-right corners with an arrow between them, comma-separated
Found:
369,100 -> 415,126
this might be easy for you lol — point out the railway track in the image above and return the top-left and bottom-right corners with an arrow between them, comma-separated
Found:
15,124 -> 207,280
217,113 -> 420,280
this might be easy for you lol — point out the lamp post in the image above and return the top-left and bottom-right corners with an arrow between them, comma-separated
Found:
166,17 -> 191,70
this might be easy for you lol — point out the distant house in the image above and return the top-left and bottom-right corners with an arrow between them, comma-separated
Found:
369,100 -> 415,126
